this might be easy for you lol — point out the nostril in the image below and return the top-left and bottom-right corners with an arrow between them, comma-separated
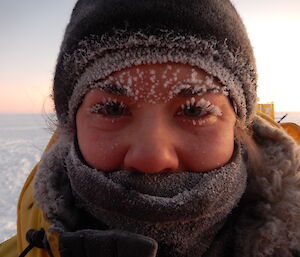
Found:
123,148 -> 179,174
122,126 -> 179,173
129,168 -> 175,174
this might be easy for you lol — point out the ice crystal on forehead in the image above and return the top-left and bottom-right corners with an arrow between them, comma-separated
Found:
149,69 -> 156,75
90,68 -> 229,105
138,70 -> 144,79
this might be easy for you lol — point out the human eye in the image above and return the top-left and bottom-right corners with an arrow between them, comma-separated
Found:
88,97 -> 130,117
176,97 -> 222,125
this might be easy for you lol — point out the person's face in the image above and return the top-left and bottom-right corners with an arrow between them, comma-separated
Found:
76,63 -> 236,173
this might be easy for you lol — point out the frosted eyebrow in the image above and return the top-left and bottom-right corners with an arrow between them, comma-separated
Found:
174,85 -> 211,97
174,84 -> 229,97
91,81 -> 130,96
175,87 -> 203,97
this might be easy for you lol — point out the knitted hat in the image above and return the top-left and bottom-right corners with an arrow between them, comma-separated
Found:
53,0 -> 257,127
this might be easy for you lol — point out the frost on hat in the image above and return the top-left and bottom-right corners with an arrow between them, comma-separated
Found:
53,0 -> 257,127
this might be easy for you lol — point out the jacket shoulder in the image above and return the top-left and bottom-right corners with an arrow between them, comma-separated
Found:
0,236 -> 18,257
280,122 -> 300,144
17,134 -> 59,257
257,111 -> 300,144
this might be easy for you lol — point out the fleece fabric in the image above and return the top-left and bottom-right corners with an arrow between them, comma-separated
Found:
31,116 -> 300,257
34,135 -> 246,257
53,0 -> 257,126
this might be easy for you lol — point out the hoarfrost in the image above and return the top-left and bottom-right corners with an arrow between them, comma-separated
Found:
90,65 -> 228,106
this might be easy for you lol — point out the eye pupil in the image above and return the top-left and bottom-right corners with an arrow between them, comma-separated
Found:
183,106 -> 203,117
105,102 -> 125,116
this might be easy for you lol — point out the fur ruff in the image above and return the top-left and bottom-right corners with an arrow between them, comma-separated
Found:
231,117 -> 300,257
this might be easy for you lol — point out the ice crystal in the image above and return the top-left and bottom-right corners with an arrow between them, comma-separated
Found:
90,66 -> 228,107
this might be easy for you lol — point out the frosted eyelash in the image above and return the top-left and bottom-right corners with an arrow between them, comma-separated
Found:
88,98 -> 126,113
182,97 -> 223,117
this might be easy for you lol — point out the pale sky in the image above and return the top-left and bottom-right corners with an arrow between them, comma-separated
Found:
0,0 -> 299,113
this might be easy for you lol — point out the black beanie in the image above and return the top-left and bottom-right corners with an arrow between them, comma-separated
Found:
53,0 -> 257,127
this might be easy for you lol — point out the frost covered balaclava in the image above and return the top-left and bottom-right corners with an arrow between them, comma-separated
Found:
53,0 -> 257,129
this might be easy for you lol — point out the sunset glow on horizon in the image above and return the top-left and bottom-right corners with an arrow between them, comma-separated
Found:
1,0 -> 300,113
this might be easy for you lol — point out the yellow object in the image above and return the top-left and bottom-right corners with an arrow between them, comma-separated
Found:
0,236 -> 18,257
257,112 -> 300,145
280,123 -> 300,145
257,102 -> 300,145
257,102 -> 275,120
257,111 -> 281,129
0,134 -> 60,257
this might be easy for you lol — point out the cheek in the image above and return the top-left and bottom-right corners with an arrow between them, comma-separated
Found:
76,114 -> 126,171
180,126 -> 235,171
77,131 -> 125,171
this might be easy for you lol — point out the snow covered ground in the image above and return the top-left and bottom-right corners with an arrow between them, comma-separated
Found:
0,112 -> 299,242
0,114 -> 53,242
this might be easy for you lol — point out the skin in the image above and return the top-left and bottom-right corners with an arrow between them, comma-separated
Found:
76,63 -> 236,173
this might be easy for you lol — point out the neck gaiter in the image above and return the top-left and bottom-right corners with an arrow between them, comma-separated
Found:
63,139 -> 247,257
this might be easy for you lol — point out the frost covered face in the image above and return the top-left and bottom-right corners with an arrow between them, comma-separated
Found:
76,63 -> 236,173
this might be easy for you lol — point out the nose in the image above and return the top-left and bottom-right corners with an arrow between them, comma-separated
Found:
123,117 -> 179,173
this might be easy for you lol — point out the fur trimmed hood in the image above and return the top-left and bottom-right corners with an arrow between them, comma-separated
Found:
232,116 -> 300,256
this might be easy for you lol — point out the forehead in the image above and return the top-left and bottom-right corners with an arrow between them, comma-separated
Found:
96,63 -> 226,103
110,63 -> 214,86
112,63 -> 207,80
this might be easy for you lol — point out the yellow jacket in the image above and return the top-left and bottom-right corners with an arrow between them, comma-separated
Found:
0,113 -> 299,257
258,112 -> 300,144
0,136 -> 60,257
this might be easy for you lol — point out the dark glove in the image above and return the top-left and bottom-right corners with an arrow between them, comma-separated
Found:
59,229 -> 158,257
